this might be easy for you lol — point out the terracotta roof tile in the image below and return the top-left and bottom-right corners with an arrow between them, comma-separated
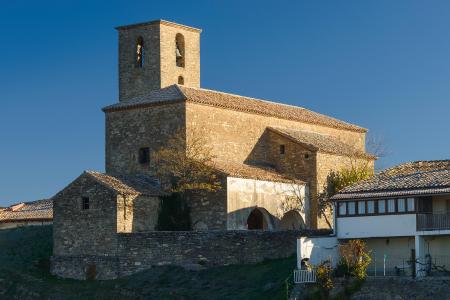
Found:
86,171 -> 165,196
268,127 -> 375,159
212,160 -> 303,184
0,199 -> 52,222
103,85 -> 366,133
332,160 -> 450,200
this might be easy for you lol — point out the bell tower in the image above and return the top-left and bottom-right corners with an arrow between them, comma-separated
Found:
116,20 -> 201,101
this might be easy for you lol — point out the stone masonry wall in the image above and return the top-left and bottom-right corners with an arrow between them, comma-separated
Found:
186,102 -> 368,228
188,177 -> 228,230
185,102 -> 367,164
262,130 -> 319,228
316,152 -> 374,228
117,22 -> 200,101
118,23 -> 161,101
105,102 -> 186,176
52,174 -> 118,257
51,230 -> 329,280
117,194 -> 160,233
159,23 -> 200,90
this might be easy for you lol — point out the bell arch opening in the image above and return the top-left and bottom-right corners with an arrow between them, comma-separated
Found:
175,33 -> 185,67
136,36 -> 144,68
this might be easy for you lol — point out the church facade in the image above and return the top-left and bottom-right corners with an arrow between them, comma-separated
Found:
51,20 -> 374,279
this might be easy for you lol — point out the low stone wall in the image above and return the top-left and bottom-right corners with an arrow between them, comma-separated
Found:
51,255 -> 119,280
51,229 -> 330,280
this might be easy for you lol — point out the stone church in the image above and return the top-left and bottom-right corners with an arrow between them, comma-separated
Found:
51,20 -> 375,278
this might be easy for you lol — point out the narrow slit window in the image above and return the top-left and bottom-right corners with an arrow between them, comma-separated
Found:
138,147 -> 150,164
279,145 -> 285,155
178,76 -> 184,85
82,197 -> 90,210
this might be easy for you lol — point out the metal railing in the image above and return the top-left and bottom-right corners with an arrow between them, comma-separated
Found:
367,255 -> 413,277
416,255 -> 450,276
293,269 -> 316,283
417,213 -> 450,231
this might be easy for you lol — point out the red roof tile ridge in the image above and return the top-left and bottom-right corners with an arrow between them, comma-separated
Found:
178,85 -> 309,110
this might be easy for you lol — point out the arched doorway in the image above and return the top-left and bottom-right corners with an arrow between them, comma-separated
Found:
247,208 -> 274,230
279,210 -> 304,230
247,208 -> 264,230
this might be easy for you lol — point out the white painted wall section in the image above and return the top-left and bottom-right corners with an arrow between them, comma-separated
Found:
337,214 -> 416,239
226,177 -> 309,229
297,236 -> 339,268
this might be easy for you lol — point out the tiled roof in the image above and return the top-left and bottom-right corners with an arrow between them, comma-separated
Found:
268,127 -> 375,159
0,199 -> 53,222
103,85 -> 366,133
86,171 -> 166,196
212,160 -> 304,184
332,160 -> 450,200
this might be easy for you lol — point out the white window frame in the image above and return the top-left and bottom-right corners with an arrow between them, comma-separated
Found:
407,198 -> 415,212
387,199 -> 396,213
358,201 -> 366,215
378,199 -> 386,213
367,200 -> 375,214
348,202 -> 356,215
338,202 -> 347,216
397,198 -> 406,212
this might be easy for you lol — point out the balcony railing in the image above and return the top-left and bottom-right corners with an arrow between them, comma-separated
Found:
417,213 -> 450,231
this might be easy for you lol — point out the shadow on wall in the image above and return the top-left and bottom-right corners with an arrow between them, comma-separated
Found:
244,129 -> 275,169
228,206 -> 305,231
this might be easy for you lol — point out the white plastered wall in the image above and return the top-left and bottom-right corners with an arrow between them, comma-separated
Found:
226,177 -> 309,230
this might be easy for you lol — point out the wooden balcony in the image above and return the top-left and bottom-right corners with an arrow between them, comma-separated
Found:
417,213 -> 450,231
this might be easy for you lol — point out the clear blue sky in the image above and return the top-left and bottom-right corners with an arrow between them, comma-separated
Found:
1,1 -> 449,206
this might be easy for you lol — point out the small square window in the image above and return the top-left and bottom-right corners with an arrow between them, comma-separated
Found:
82,197 -> 90,210
279,145 -> 285,155
138,147 -> 150,164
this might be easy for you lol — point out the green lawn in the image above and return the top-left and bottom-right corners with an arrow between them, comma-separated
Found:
0,226 -> 296,300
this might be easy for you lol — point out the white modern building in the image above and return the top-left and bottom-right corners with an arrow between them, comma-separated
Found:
297,160 -> 450,277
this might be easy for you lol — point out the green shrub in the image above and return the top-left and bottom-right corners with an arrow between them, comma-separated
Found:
316,261 -> 334,298
338,239 -> 371,280
156,193 -> 191,231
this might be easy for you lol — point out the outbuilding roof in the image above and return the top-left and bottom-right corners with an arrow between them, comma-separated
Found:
0,199 -> 53,223
268,127 -> 375,159
85,171 -> 166,196
331,160 -> 450,200
212,160 -> 303,184
103,85 -> 367,133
